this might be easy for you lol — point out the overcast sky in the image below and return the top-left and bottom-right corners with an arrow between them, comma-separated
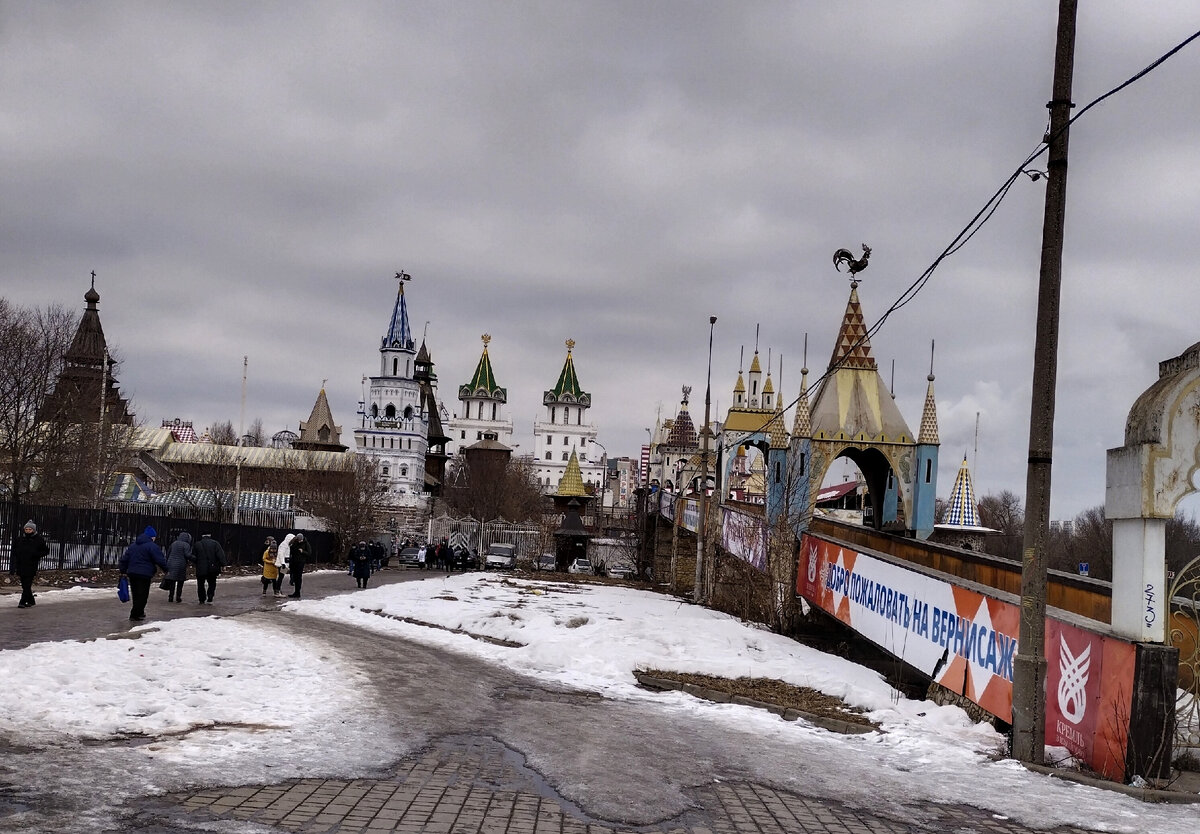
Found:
3,2 -> 1199,518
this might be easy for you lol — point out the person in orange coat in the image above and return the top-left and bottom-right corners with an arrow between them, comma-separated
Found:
261,537 -> 282,597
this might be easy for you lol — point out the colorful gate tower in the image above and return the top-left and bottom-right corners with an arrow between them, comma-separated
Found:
758,277 -> 938,539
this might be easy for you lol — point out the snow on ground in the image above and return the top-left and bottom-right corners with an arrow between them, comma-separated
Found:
0,573 -> 1197,833
292,573 -> 1200,834
0,615 -> 396,833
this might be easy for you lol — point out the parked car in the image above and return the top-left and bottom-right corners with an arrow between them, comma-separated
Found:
397,546 -> 422,566
484,543 -> 516,570
567,557 -> 593,575
535,553 -> 557,571
606,563 -> 634,579
454,545 -> 478,571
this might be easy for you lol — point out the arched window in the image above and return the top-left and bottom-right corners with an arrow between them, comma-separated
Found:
382,465 -> 390,476
491,403 -> 497,420
385,404 -> 396,419
403,405 -> 414,419
545,452 -> 552,460
371,404 -> 379,418
392,358 -> 398,376
551,407 -> 556,423
400,466 -> 408,477
576,410 -> 581,425
562,452 -> 568,461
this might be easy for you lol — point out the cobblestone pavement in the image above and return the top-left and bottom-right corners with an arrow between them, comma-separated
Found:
164,735 -> 1094,834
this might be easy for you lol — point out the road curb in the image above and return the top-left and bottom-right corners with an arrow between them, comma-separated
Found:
1020,762 -> 1200,804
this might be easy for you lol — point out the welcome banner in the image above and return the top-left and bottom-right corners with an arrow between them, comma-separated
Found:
797,534 -> 1135,780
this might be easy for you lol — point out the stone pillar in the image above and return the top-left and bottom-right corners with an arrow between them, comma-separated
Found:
1109,516 -> 1167,643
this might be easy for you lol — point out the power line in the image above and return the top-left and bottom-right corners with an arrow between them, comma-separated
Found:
717,27 -> 1200,457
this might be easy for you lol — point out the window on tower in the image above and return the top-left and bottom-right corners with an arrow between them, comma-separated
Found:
562,452 -> 568,461
545,452 -> 551,460
576,410 -> 581,425
385,404 -> 396,419
371,404 -> 379,418
491,403 -> 497,419
404,405 -> 413,419
401,466 -> 408,476
461,430 -> 466,439
382,465 -> 390,476
551,407 -> 556,423
392,358 -> 398,376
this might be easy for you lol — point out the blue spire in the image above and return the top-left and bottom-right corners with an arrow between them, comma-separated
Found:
383,279 -> 413,350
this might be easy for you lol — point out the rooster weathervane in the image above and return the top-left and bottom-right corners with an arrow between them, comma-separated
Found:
832,244 -> 871,278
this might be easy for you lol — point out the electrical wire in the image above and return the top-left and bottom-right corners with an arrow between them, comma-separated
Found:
706,27 -> 1200,461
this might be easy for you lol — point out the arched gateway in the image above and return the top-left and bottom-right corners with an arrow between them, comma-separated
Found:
783,279 -> 939,539
1106,341 -> 1200,643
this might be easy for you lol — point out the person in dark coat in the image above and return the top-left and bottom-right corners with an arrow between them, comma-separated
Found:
190,532 -> 226,604
348,540 -> 367,577
352,545 -> 372,588
118,526 -> 168,621
164,531 -> 192,603
12,520 -> 49,608
287,532 -> 312,598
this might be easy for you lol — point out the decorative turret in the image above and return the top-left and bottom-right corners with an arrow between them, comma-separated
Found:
295,388 -> 346,452
942,455 -> 981,527
910,345 -> 940,539
792,364 -> 811,438
828,280 -> 877,371
446,334 -> 514,459
380,272 -> 416,380
544,339 -> 590,407
748,349 -> 763,408
533,339 -> 602,493
41,275 -> 134,426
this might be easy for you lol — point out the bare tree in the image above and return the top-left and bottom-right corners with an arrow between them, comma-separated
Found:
209,420 -> 237,446
305,454 -> 388,557
977,490 -> 1024,561
0,299 -> 76,498
246,417 -> 266,447
443,454 -> 544,522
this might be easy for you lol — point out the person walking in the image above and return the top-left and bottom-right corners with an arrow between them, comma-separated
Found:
287,532 -> 311,598
261,537 -> 282,597
190,532 -> 225,604
352,544 -> 372,588
12,520 -> 49,609
164,531 -> 192,603
118,526 -> 168,621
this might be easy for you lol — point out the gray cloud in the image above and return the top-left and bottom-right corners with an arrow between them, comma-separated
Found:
4,1 -> 1199,518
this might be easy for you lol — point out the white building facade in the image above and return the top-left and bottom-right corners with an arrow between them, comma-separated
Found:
533,339 -> 605,492
353,277 -> 429,507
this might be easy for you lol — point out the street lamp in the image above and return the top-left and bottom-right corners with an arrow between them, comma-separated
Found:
696,315 -> 717,602
592,440 -> 608,527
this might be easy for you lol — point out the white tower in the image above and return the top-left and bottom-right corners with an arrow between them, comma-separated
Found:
354,273 -> 429,506
532,339 -> 604,492
446,334 -> 514,459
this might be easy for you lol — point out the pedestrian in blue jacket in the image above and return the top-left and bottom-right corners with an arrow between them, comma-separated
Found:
118,527 -> 168,621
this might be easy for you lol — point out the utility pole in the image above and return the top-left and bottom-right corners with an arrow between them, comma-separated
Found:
1012,0 -> 1078,765
695,316 -> 717,602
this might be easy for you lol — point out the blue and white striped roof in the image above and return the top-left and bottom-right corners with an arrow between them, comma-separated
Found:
942,456 -> 980,527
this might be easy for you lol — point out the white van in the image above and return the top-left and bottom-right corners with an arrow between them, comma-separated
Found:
484,543 -> 516,570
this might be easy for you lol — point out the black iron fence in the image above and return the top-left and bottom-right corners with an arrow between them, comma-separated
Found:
1,498 -> 336,572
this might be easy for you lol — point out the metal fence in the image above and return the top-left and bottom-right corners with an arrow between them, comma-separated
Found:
427,515 -> 541,560
0,498 -> 336,571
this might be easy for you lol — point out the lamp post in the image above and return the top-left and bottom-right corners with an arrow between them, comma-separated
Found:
592,440 -> 608,531
696,315 -> 717,602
